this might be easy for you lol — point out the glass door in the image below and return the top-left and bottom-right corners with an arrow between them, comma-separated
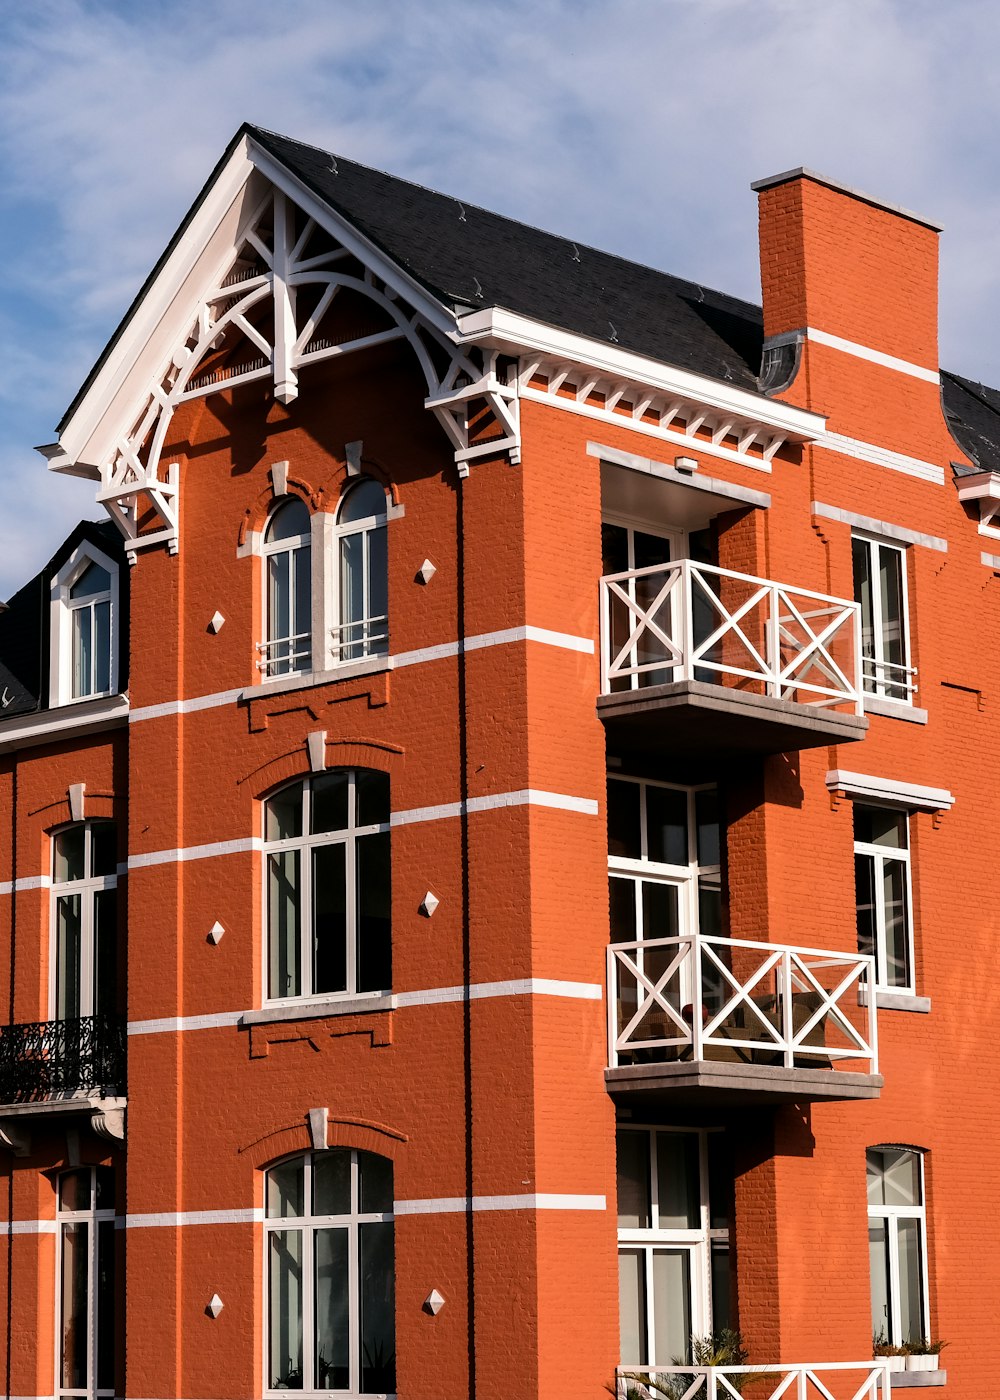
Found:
602,520 -> 683,691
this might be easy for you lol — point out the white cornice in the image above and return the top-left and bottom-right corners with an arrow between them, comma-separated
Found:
456,307 -> 827,441
826,769 -> 955,811
0,693 -> 129,754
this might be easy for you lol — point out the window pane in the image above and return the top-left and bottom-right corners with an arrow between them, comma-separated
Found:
357,833 -> 391,994
855,805 -> 907,850
641,880 -> 681,942
269,1229 -> 303,1388
361,1222 -> 396,1394
882,1149 -> 921,1207
646,785 -> 688,866
315,1228 -> 350,1390
707,1134 -> 730,1230
311,772 -> 349,835
267,1160 -> 305,1219
93,599 -> 112,693
656,1132 -> 700,1229
882,860 -> 911,988
340,532 -> 365,660
695,789 -> 720,866
266,784 -> 303,842
633,530 -> 672,571
268,851 -> 301,999
855,853 -> 877,962
607,779 -> 641,860
60,1220 -> 89,1389
698,878 -> 722,938
312,844 -> 347,996
367,525 -> 389,656
95,1167 -> 115,1211
897,1217 -> 925,1344
293,543 -> 312,670
616,1130 -> 650,1228
313,1151 -> 351,1217
94,888 -> 118,1017
609,877 -> 637,943
878,546 -> 907,700
59,1169 -> 91,1213
356,769 -> 390,828
651,1249 -> 692,1366
90,821 -> 117,878
602,522 -> 629,576
618,1248 -> 647,1366
96,1218 -> 116,1390
54,826 -> 86,883
359,1153 -> 393,1215
339,479 -> 386,525
869,1218 -> 890,1341
268,552 -> 292,672
69,561 -> 111,598
56,894 -> 83,1021
711,1245 -> 730,1333
266,497 -> 310,542
853,537 -> 875,693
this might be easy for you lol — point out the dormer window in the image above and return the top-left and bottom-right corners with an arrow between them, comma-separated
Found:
260,497 -> 312,679
50,542 -> 120,707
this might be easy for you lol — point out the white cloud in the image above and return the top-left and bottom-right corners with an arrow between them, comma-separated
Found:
2,0 -> 1000,592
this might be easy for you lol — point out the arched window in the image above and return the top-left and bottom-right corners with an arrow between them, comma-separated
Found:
57,1166 -> 117,1400
264,771 -> 391,1002
52,821 -> 118,1022
261,497 -> 312,678
265,1149 -> 395,1397
333,479 -> 388,664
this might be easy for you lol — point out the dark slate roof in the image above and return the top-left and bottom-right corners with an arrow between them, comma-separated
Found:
0,520 -> 127,720
940,371 -> 1000,474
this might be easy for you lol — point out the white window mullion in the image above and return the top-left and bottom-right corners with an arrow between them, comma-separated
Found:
643,1245 -> 655,1367
349,1154 -> 361,1394
872,852 -> 888,987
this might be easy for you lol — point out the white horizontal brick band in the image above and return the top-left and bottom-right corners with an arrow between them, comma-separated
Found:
811,501 -> 947,552
826,769 -> 955,811
815,432 -> 944,485
805,327 -> 939,383
395,1193 -> 607,1215
127,977 -> 602,1035
126,1207 -> 262,1229
0,1219 -> 57,1235
128,626 -> 594,723
127,837 -> 262,871
0,874 -> 51,896
392,789 -> 599,827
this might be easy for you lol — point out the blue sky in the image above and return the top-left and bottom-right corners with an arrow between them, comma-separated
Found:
2,0 -> 999,596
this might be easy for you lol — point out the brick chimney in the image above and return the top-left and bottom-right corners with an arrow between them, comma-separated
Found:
752,167 -> 942,389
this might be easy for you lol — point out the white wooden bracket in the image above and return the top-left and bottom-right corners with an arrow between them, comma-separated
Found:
425,350 -> 521,477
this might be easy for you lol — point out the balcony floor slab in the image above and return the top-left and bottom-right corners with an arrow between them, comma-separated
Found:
606,1060 -> 883,1107
599,679 -> 868,761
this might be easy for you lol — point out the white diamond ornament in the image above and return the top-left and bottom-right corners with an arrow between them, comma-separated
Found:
209,611 -> 225,633
423,1288 -> 445,1316
416,559 -> 437,585
208,921 -> 225,945
208,1293 -> 224,1319
419,891 -> 440,918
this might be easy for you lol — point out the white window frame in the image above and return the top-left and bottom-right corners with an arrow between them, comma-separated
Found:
853,805 -> 915,994
49,543 -> 120,707
331,481 -> 389,666
259,499 -> 313,679
867,1147 -> 931,1348
263,1149 -> 395,1400
852,532 -> 916,704
50,821 -> 118,1021
55,1166 -> 117,1400
616,1125 -> 729,1367
262,772 -> 391,1006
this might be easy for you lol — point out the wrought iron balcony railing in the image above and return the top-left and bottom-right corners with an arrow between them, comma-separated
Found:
608,934 -> 878,1076
601,559 -> 863,713
0,1014 -> 126,1105
615,1361 -> 892,1399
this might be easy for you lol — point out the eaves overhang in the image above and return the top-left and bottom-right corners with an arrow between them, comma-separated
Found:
456,306 -> 828,444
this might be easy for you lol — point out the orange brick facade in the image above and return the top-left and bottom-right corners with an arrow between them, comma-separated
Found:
0,137 -> 992,1399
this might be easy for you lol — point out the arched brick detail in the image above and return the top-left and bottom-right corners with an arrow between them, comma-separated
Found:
239,477 -> 322,546
245,740 -> 404,801
334,459 -> 400,511
240,1116 -> 406,1170
239,1124 -> 312,1169
36,792 -> 120,833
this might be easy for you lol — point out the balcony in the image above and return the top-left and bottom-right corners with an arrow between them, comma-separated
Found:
607,934 -> 882,1105
599,560 -> 868,760
615,1362 -> 893,1398
0,1014 -> 127,1148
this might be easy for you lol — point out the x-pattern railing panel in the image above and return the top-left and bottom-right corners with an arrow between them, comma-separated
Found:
608,934 -> 877,1074
617,1363 -> 891,1400
601,561 -> 862,714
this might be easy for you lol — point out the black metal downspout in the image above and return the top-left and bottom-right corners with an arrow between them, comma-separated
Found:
5,753 -> 17,1400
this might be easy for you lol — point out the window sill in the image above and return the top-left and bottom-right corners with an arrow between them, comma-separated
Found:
249,655 -> 390,697
889,1369 -> 946,1388
241,993 -> 396,1026
863,696 -> 928,724
859,988 -> 931,1014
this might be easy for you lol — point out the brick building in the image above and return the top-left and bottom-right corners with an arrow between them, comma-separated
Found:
0,127 -> 996,1399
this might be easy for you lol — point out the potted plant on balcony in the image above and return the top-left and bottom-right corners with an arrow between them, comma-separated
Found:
873,1333 -> 908,1372
905,1339 -> 948,1372
611,1330 -> 752,1398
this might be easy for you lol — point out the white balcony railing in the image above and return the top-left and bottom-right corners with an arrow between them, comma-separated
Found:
616,1362 -> 892,1399
601,560 -> 863,714
608,934 -> 878,1076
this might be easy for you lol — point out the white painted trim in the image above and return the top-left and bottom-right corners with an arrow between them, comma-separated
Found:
826,770 -> 955,811
0,874 -> 52,896
588,442 -> 771,509
811,501 -> 947,552
128,977 -> 603,1035
804,327 -> 938,383
863,696 -> 928,725
125,1207 -> 262,1229
395,1193 -> 607,1216
457,307 -> 826,439
129,685 -> 245,723
391,789 -> 599,827
0,1219 -> 57,1235
0,692 -> 129,755
815,432 -> 944,485
127,837 -> 261,871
